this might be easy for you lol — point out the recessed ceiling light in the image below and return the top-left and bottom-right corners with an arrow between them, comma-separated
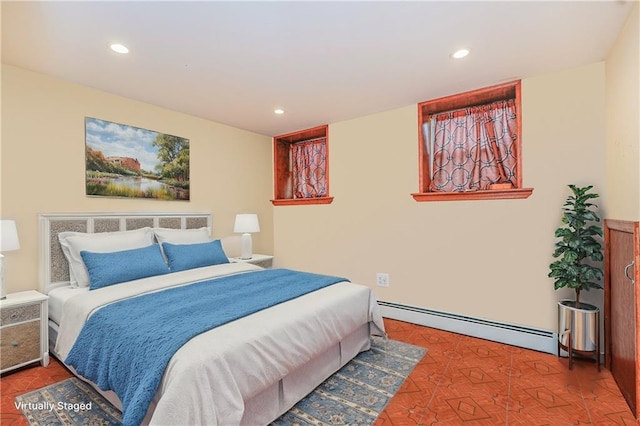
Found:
110,43 -> 129,54
451,49 -> 470,59
274,109 -> 285,115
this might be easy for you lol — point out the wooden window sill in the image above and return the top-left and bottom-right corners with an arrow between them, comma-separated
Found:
271,197 -> 334,206
411,188 -> 533,202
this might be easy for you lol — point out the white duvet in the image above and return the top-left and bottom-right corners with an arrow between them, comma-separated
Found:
55,263 -> 385,425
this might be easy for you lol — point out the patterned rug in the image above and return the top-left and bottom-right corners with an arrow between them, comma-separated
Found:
14,377 -> 122,426
16,336 -> 425,425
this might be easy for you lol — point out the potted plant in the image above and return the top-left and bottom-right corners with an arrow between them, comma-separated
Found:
548,184 -> 604,365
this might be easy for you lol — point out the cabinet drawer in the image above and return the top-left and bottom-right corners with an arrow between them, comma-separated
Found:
1,304 -> 40,326
0,321 -> 41,370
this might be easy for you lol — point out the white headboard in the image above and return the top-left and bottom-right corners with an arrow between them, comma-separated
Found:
39,212 -> 212,294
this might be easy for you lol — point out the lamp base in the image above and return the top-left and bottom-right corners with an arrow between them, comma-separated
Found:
239,233 -> 253,260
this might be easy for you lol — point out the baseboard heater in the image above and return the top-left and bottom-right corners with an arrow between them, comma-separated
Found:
378,301 -> 558,355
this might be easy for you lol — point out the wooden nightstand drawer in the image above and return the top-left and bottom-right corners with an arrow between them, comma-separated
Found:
0,321 -> 41,370
1,304 -> 40,326
0,290 -> 49,374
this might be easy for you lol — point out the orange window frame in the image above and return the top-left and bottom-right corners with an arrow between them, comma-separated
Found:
271,125 -> 334,206
412,80 -> 533,202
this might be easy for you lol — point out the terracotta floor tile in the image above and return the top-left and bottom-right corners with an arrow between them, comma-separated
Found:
457,337 -> 513,358
375,406 -> 426,426
456,365 -> 501,385
578,372 -> 627,399
582,392 -> 638,424
449,351 -> 512,375
380,319 -> 636,425
425,394 -> 507,425
600,411 -> 640,426
507,407 -> 593,425
413,329 -> 462,350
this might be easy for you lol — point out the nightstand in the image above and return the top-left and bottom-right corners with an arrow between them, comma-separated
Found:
230,254 -> 274,269
0,290 -> 49,374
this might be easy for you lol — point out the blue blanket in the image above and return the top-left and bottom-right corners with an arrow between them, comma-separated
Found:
65,268 -> 348,426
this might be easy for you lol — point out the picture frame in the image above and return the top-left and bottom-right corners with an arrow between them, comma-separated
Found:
85,117 -> 190,201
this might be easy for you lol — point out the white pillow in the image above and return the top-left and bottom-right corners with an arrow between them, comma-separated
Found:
58,227 -> 155,288
152,227 -> 211,245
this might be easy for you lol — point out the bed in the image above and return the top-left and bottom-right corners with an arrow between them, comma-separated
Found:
40,212 -> 385,425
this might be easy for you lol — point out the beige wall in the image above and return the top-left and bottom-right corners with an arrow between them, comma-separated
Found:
605,2 -> 639,222
274,62 -> 607,332
0,65 -> 274,293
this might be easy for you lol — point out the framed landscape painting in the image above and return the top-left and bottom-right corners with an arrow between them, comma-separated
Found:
85,117 -> 190,201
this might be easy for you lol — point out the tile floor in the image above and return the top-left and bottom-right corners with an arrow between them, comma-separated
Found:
376,318 -> 637,425
0,318 -> 637,425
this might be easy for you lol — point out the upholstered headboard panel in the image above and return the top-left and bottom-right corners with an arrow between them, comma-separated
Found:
39,212 -> 212,293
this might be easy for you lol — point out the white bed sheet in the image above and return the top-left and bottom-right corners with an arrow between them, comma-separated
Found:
54,262 -> 385,425
48,286 -> 88,325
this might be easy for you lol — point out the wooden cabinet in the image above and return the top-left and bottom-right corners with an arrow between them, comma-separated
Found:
604,220 -> 639,419
0,290 -> 49,374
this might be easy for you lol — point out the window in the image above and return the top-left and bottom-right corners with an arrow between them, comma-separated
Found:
271,125 -> 333,206
412,81 -> 533,202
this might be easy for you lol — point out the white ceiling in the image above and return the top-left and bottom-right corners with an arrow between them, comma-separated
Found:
1,1 -> 634,137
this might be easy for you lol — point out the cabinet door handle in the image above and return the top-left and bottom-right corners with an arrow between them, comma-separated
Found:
624,261 -> 635,285
11,341 -> 19,347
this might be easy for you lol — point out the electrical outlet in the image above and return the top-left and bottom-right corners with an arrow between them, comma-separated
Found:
376,273 -> 390,287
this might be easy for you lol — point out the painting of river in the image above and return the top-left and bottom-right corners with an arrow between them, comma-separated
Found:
85,117 -> 190,200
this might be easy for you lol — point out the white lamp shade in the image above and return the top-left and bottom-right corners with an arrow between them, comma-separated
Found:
0,220 -> 20,252
0,220 -> 19,299
234,214 -> 260,234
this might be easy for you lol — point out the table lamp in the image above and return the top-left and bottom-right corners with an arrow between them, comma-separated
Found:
0,220 -> 21,299
234,214 -> 260,260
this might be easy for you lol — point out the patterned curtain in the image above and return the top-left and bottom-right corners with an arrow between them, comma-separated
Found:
292,139 -> 327,198
428,100 -> 518,192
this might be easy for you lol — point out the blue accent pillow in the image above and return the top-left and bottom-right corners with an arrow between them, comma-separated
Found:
162,240 -> 229,272
81,244 -> 170,290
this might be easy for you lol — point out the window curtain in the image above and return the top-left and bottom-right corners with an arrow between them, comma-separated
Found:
427,99 -> 518,192
291,139 -> 327,198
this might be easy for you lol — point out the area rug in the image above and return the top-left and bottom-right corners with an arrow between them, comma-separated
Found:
14,377 -> 122,425
271,336 -> 426,425
16,336 -> 425,425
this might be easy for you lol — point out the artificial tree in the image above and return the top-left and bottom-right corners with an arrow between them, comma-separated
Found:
548,184 -> 604,307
